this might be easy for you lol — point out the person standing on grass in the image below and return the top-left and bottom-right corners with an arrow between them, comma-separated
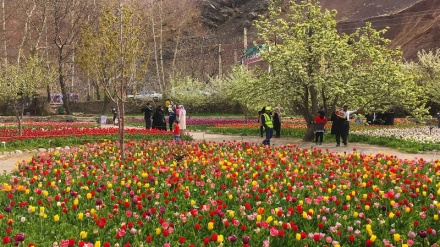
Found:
141,101 -> 154,130
177,105 -> 187,135
313,109 -> 327,145
262,106 -> 274,146
173,120 -> 181,142
273,107 -> 282,138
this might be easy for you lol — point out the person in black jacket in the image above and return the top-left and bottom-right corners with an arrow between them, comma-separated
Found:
168,104 -> 177,131
273,107 -> 282,138
152,105 -> 167,131
258,106 -> 266,137
141,101 -> 154,129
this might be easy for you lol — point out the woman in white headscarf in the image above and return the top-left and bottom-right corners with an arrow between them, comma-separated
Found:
177,105 -> 187,134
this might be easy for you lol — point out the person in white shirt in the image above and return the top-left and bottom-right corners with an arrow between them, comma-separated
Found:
341,105 -> 357,146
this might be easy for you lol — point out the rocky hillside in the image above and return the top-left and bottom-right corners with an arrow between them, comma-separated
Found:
200,0 -> 440,60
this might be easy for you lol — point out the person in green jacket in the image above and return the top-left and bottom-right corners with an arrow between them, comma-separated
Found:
262,106 -> 274,146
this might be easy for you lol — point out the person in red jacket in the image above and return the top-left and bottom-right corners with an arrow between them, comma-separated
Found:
173,120 -> 181,142
313,109 -> 328,145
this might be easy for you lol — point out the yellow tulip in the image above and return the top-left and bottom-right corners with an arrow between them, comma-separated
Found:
266,216 -> 273,223
208,222 -> 214,230
80,231 -> 87,239
155,228 -> 161,235
78,213 -> 84,220
54,214 -> 60,222
393,233 -> 401,242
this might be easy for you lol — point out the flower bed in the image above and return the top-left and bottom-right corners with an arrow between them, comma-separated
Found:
351,127 -> 440,144
1,140 -> 439,246
0,122 -> 173,143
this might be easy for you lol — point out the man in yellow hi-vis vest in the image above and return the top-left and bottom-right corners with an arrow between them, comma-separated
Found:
262,106 -> 274,146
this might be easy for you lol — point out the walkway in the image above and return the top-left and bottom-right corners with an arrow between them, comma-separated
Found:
1,130 -> 439,174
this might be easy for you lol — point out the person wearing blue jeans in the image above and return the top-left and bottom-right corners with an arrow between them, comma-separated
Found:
262,106 -> 274,146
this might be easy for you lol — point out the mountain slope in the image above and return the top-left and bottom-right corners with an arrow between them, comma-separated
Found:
201,0 -> 440,60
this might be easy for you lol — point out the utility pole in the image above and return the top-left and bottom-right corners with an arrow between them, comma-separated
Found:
234,49 -> 237,64
218,44 -> 222,78
243,28 -> 248,69
243,28 -> 247,51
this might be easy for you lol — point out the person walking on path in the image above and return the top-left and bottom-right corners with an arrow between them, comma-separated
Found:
313,109 -> 327,145
331,105 -> 357,146
141,101 -> 154,130
177,105 -> 187,135
273,107 -> 282,138
262,106 -> 274,146
258,107 -> 265,137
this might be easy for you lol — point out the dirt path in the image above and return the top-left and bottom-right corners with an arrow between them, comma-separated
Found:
1,131 -> 439,174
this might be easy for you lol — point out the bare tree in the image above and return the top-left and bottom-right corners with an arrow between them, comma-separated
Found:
78,0 -> 149,159
47,0 -> 94,114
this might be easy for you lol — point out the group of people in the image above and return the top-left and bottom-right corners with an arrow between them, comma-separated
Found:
257,104 -> 358,147
312,105 -> 358,146
141,100 -> 186,141
258,106 -> 282,146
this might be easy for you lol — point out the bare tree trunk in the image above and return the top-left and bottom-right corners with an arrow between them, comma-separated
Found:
58,48 -> 70,113
158,0 -> 165,91
171,29 -> 181,78
17,0 -> 37,64
150,10 -> 161,91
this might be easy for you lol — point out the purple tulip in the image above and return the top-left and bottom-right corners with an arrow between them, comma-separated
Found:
243,236 -> 250,244
228,235 -> 237,242
14,233 -> 25,241
419,230 -> 427,238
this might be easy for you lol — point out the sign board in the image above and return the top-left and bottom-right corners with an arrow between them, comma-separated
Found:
241,44 -> 265,65
100,116 -> 107,125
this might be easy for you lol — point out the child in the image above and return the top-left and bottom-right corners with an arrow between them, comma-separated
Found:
313,109 -> 327,145
173,120 -> 181,142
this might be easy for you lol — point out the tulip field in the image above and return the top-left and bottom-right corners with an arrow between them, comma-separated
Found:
0,119 -> 439,246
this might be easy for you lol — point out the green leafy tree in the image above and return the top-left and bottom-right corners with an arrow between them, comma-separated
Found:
404,49 -> 440,106
242,0 -> 428,140
77,0 -> 149,159
222,66 -> 270,118
0,52 -> 55,135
